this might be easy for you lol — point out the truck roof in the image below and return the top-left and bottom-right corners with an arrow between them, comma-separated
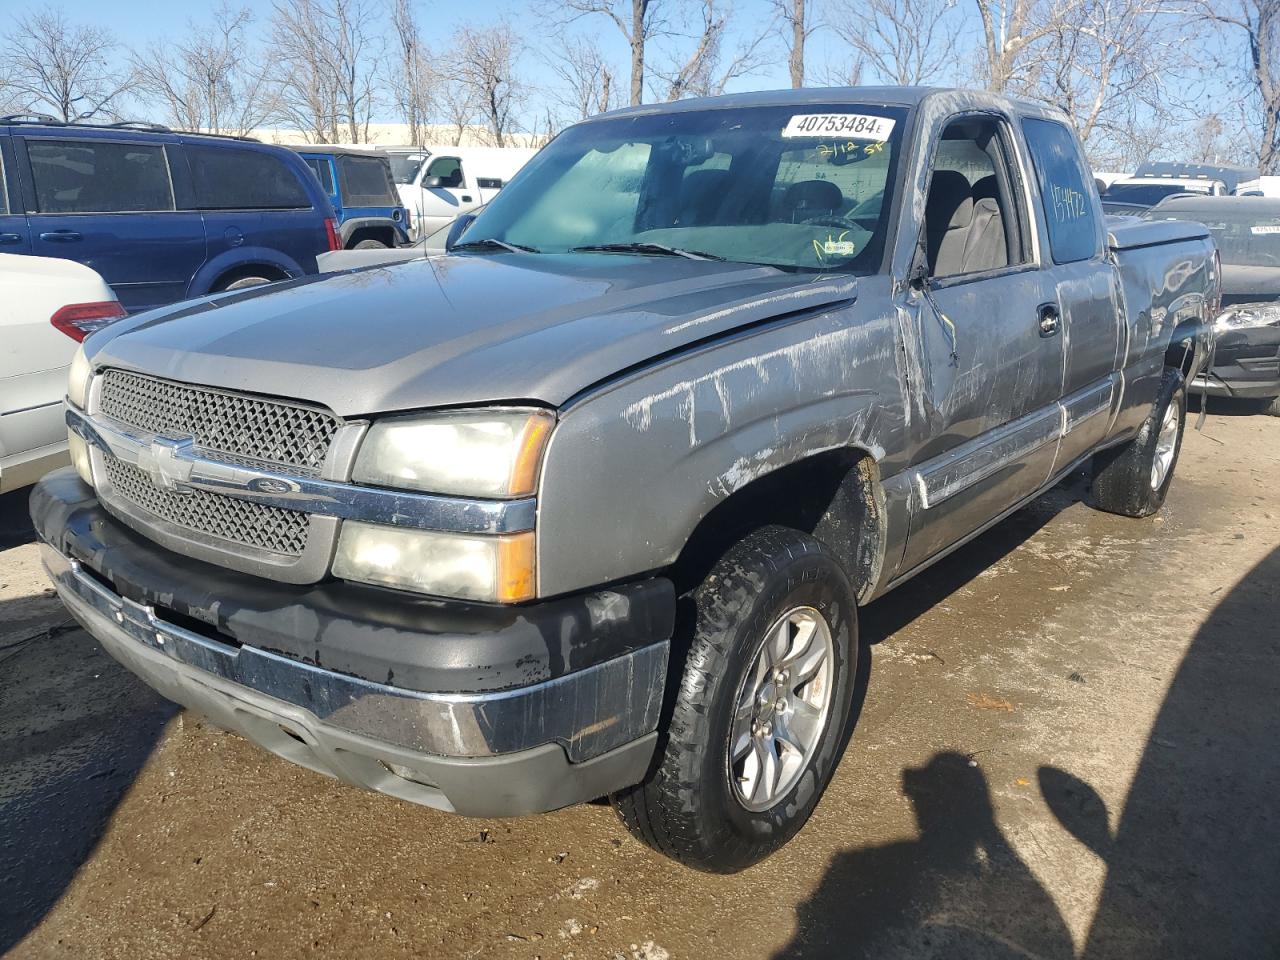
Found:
593,86 -> 1060,120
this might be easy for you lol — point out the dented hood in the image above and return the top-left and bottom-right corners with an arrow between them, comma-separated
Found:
89,254 -> 857,417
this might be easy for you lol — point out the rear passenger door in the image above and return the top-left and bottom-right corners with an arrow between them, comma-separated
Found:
184,143 -> 326,283
0,136 -> 31,254
1021,117 -> 1122,467
16,135 -> 206,311
900,113 -> 1066,571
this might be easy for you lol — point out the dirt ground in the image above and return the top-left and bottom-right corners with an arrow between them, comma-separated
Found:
1,403 -> 1277,960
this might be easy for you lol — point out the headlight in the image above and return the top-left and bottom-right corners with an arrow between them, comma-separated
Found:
333,523 -> 535,602
68,345 -> 92,409
1215,302 -> 1280,332
68,431 -> 93,487
353,408 -> 554,498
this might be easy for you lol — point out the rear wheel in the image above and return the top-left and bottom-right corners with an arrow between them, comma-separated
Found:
218,275 -> 273,291
353,239 -> 388,249
1259,395 -> 1280,417
612,526 -> 858,873
1091,367 -> 1186,517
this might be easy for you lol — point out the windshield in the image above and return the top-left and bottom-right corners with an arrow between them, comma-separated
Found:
389,153 -> 427,185
464,103 -> 908,272
1106,182 -> 1212,205
1144,206 -> 1280,267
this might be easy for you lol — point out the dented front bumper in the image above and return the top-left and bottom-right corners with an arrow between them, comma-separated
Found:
32,468 -> 673,816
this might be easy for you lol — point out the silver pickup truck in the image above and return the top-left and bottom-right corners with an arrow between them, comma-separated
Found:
32,88 -> 1217,872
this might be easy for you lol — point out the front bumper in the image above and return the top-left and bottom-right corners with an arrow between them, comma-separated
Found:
34,469 -> 673,816
1195,324 -> 1280,399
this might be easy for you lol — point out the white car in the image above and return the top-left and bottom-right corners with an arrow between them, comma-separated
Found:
0,253 -> 124,493
387,146 -> 536,237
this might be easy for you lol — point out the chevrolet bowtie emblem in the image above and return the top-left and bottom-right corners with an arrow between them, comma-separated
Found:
136,437 -> 195,491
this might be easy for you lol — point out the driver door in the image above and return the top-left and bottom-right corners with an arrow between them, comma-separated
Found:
416,156 -> 478,234
899,113 -> 1066,571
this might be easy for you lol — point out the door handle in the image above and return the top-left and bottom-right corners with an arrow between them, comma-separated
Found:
1038,303 -> 1061,338
39,230 -> 83,242
0,233 -> 21,244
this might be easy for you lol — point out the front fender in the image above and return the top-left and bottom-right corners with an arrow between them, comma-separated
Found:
535,300 -> 908,597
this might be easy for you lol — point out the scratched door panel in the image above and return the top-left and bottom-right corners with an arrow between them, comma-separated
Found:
898,266 -> 1064,571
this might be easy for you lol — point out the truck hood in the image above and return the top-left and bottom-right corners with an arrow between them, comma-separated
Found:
1220,263 -> 1280,302
89,254 -> 857,417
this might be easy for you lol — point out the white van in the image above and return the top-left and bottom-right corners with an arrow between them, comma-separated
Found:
387,146 -> 537,237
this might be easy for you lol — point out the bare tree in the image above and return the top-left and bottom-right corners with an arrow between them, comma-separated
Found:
270,0 -> 380,143
3,9 -> 132,121
560,0 -> 664,106
655,0 -> 773,99
1030,0 -> 1180,146
1200,0 -> 1280,172
545,37 -> 618,124
770,0 -> 814,87
130,4 -> 274,135
448,24 -> 527,147
971,0 -> 1060,92
833,0 -> 959,85
390,0 -> 435,146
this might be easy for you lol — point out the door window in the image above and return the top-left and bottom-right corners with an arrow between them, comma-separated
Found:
425,157 -> 464,188
338,155 -> 398,205
303,156 -> 335,195
924,117 -> 1028,279
27,139 -> 174,214
187,144 -> 310,210
1021,117 -> 1100,264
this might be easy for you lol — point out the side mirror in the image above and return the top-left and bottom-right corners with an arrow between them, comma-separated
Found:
444,214 -> 477,252
422,176 -> 443,188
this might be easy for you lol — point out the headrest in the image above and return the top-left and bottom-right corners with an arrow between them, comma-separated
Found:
971,175 -> 1000,203
783,179 -> 843,213
926,170 -> 974,230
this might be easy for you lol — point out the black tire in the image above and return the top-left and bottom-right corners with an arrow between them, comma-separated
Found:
353,239 -> 387,249
612,526 -> 858,873
1259,395 -> 1280,417
1091,367 -> 1186,517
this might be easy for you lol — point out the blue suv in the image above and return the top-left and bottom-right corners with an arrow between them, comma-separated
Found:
0,118 -> 340,311
294,145 -> 409,249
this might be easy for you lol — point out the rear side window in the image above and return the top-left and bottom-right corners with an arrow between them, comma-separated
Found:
0,151 -> 8,215
188,145 -> 310,210
1021,118 -> 1099,263
337,155 -> 397,205
27,139 -> 174,214
303,156 -> 335,195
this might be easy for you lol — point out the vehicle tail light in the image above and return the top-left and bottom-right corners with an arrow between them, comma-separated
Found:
325,217 -> 342,251
51,301 -> 127,342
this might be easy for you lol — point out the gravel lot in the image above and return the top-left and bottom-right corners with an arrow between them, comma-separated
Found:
1,403 -> 1277,960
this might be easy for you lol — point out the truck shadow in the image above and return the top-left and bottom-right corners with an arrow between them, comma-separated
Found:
775,546 -> 1280,958
0,604 -> 175,953
0,488 -> 38,550
859,472 -> 1086,646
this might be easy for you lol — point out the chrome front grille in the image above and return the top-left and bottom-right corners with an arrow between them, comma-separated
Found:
99,369 -> 339,476
103,455 -> 311,557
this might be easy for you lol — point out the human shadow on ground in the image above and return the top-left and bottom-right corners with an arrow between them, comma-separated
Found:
775,546 -> 1280,959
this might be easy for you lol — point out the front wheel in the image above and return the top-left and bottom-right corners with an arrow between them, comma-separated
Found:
1091,367 -> 1186,517
612,526 -> 858,872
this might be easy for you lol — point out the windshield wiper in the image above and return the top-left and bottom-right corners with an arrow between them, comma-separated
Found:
452,238 -> 540,254
571,242 -> 725,261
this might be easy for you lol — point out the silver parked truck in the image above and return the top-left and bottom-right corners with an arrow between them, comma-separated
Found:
33,88 -> 1217,872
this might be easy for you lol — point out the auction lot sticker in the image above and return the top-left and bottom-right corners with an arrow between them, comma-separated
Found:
782,114 -> 896,141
